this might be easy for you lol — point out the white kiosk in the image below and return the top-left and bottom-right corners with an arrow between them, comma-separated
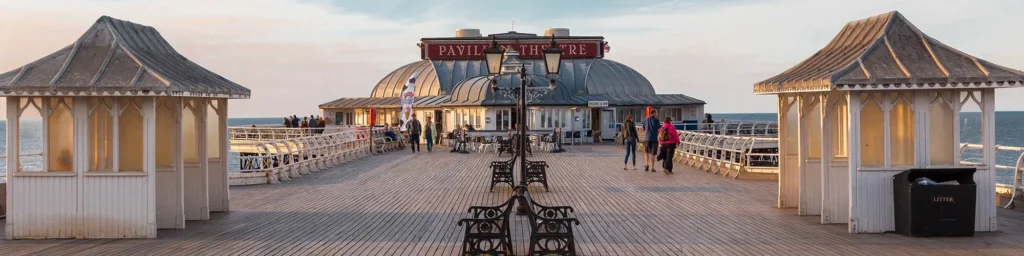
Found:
1,16 -> 249,239
754,11 -> 1024,233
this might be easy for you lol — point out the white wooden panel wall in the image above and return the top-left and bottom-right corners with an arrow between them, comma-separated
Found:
846,91 -> 862,233
850,170 -> 899,232
142,97 -> 157,237
156,99 -> 184,229
778,95 -> 799,208
800,161 -> 822,215
208,99 -> 230,212
820,91 -> 849,224
977,89 -> 997,231
6,98 -> 18,239
10,176 -> 78,238
183,163 -> 208,220
798,94 -> 822,216
183,99 -> 209,220
82,176 -> 150,238
155,168 -> 183,229
822,161 -> 849,224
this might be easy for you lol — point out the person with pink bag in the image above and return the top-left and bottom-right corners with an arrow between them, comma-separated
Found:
656,117 -> 681,174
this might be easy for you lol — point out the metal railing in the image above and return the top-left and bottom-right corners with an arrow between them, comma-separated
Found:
228,128 -> 373,185
228,126 -> 350,141
638,119 -> 1024,191
0,152 -> 46,183
674,130 -> 779,179
689,120 -> 778,137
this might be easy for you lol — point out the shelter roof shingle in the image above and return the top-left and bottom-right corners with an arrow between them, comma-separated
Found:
754,11 -> 1024,94
0,16 -> 250,98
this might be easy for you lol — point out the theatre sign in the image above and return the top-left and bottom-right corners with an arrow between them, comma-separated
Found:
423,42 -> 601,60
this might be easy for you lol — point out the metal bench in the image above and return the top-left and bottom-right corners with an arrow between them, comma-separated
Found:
497,137 -> 514,157
458,195 -> 517,256
490,158 -> 516,192
520,186 -> 580,256
525,160 -> 550,191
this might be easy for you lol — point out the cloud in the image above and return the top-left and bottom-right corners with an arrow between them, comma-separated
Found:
1,0 -> 1024,118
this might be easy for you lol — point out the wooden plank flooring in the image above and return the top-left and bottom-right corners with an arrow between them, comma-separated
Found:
4,145 -> 1024,255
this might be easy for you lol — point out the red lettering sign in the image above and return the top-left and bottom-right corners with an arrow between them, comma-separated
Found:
424,43 -> 599,60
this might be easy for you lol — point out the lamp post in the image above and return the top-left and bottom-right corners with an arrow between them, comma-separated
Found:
484,36 -> 562,215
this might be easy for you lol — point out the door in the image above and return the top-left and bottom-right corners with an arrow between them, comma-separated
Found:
601,109 -> 615,140
434,110 -> 443,131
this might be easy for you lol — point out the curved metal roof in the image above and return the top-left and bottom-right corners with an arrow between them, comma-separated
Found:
446,75 -> 579,106
370,58 -> 656,98
0,16 -> 250,98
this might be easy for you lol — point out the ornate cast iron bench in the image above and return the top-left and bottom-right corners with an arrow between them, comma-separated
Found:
458,195 -> 517,256
520,186 -> 580,256
525,160 -> 550,191
490,158 -> 516,192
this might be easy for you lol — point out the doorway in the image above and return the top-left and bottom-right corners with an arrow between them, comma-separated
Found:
434,110 -> 443,131
600,109 -> 615,140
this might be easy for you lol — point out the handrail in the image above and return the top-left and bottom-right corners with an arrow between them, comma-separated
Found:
661,125 -> 1024,207
229,126 -> 350,141
0,152 -> 46,183
672,130 -> 779,179
227,128 -> 373,185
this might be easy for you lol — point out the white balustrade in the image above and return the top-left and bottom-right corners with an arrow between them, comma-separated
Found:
227,128 -> 375,185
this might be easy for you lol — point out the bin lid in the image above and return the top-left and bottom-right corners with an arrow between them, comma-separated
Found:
895,168 -> 976,185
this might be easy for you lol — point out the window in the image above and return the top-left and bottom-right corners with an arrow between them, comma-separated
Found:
831,99 -> 849,158
477,108 -> 483,128
182,100 -> 200,164
889,92 -> 915,166
541,109 -> 548,128
88,98 -> 115,172
16,98 -> 45,172
929,92 -> 955,165
155,98 -> 177,169
805,97 -> 822,159
48,98 -> 74,172
783,96 -> 799,158
859,93 -> 885,166
959,90 -> 984,166
119,98 -> 145,172
206,99 -> 221,162
557,108 -> 565,128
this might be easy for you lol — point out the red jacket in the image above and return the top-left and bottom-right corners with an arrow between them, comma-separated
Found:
658,122 -> 680,145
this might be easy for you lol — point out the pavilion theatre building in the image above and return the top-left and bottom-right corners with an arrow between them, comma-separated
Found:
319,28 -> 705,140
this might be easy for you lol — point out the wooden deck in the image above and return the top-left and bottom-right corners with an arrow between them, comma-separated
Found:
4,145 -> 1024,255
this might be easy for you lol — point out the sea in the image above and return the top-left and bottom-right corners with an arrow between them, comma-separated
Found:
1,114 -> 1023,184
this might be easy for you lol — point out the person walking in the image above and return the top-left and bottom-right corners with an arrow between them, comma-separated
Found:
640,109 -> 661,172
424,116 -> 437,152
435,119 -> 443,146
658,117 -> 681,174
283,117 -> 291,128
309,115 -> 317,134
621,115 -> 638,170
291,115 -> 300,128
406,114 -> 423,153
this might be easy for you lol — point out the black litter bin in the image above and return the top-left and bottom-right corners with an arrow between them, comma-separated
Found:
893,168 -> 976,237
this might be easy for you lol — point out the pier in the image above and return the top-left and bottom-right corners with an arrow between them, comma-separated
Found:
4,9 -> 1024,256
5,141 -> 1024,255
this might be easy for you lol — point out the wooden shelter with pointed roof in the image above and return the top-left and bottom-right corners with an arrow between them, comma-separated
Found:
754,11 -> 1022,234
4,16 -> 248,239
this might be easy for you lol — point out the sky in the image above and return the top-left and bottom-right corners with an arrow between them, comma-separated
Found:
1,0 -> 1024,117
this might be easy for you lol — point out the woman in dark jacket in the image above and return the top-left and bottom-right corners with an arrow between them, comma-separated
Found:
622,115 -> 638,170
